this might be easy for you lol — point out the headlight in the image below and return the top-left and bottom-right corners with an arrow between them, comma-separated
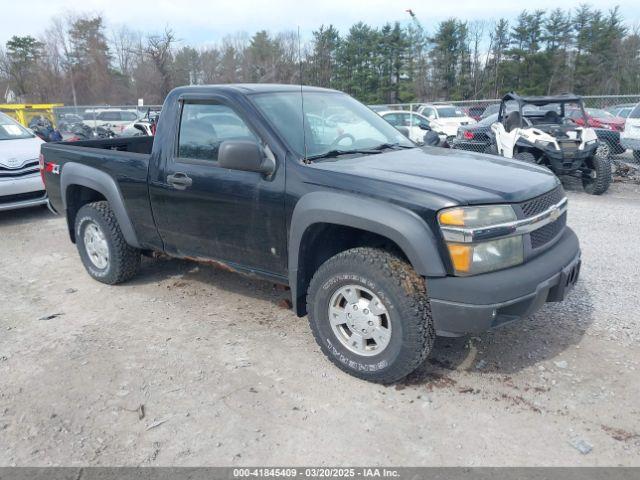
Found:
439,205 -> 516,228
445,236 -> 524,275
438,205 -> 524,275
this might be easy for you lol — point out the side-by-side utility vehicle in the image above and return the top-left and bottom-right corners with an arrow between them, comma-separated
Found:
490,93 -> 611,195
41,85 -> 581,383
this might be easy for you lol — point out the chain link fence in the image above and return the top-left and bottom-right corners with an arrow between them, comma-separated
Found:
369,95 -> 640,162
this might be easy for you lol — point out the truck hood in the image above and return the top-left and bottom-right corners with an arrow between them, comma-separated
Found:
0,136 -> 43,168
308,146 -> 559,205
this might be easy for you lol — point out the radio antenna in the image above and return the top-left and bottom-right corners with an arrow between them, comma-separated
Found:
298,26 -> 308,162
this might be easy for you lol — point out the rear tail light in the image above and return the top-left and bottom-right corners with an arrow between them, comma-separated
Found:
463,131 -> 475,140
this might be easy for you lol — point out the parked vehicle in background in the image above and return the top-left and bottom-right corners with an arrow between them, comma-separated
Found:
28,116 -> 63,142
480,103 -> 501,119
490,93 -> 610,195
416,104 -> 476,145
41,84 -> 581,383
454,112 -> 624,160
621,102 -> 640,162
121,110 -> 160,137
463,105 -> 486,121
378,110 -> 440,145
0,103 -> 63,128
62,123 -> 118,142
0,112 -> 47,211
452,114 -> 498,153
568,107 -> 625,131
606,104 -> 635,119
83,109 -> 140,134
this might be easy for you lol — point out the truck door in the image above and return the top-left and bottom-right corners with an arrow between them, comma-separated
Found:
149,99 -> 287,276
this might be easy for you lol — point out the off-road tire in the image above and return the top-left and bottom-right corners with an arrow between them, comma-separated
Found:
75,201 -> 141,284
634,150 -> 640,163
514,151 -> 537,164
595,141 -> 612,160
582,155 -> 612,195
307,247 -> 435,384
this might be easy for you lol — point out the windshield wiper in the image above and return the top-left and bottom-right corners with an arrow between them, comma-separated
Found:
370,142 -> 415,151
306,148 -> 383,161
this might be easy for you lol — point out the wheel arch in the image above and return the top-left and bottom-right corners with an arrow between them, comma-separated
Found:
289,192 -> 446,316
61,163 -> 140,248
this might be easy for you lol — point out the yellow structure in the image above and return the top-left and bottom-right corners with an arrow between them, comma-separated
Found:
0,103 -> 64,127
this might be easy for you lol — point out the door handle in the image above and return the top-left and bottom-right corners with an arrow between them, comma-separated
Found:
167,173 -> 193,190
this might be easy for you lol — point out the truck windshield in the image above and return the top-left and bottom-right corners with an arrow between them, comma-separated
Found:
251,91 -> 414,159
0,112 -> 34,140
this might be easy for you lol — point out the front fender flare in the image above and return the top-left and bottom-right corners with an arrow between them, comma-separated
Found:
289,191 -> 446,314
61,162 -> 141,248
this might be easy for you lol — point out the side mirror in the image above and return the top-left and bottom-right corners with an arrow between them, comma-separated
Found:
218,140 -> 275,176
419,122 -> 431,131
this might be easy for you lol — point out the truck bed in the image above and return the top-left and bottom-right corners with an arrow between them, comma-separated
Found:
66,135 -> 154,155
41,135 -> 160,249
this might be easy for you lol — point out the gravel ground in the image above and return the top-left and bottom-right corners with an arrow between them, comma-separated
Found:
1,180 -> 639,466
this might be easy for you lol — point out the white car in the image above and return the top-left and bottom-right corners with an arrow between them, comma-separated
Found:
83,109 -> 140,134
378,110 -> 441,144
620,102 -> 640,162
416,104 -> 476,142
0,112 -> 47,211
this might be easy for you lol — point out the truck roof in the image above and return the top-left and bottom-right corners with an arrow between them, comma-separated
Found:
171,83 -> 339,95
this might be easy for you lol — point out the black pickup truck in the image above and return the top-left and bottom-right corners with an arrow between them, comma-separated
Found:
41,84 -> 581,383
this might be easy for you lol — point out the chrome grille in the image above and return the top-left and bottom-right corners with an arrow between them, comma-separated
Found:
520,185 -> 566,218
0,160 -> 39,178
531,212 -> 567,249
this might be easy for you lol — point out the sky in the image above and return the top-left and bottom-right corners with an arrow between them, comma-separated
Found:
1,0 -> 639,46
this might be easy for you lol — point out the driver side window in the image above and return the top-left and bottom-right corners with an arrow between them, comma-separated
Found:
178,102 -> 258,161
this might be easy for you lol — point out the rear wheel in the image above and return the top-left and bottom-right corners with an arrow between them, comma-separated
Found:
307,247 -> 434,384
582,155 -> 612,195
75,201 -> 141,284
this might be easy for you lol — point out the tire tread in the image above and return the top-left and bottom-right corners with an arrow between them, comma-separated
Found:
306,247 -> 434,383
76,201 -> 140,284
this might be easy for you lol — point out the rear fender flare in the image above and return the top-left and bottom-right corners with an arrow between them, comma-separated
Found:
289,191 -> 446,314
60,162 -> 140,248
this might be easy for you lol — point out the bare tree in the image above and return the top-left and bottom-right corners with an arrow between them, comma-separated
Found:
111,25 -> 142,78
145,28 -> 177,98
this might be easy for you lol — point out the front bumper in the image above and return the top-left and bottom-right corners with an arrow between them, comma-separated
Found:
428,228 -> 581,336
544,144 -> 597,174
0,174 -> 47,211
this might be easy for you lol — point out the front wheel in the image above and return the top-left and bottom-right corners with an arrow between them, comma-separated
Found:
634,150 -> 640,163
582,155 -> 612,195
307,247 -> 434,383
595,141 -> 612,160
75,201 -> 141,284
